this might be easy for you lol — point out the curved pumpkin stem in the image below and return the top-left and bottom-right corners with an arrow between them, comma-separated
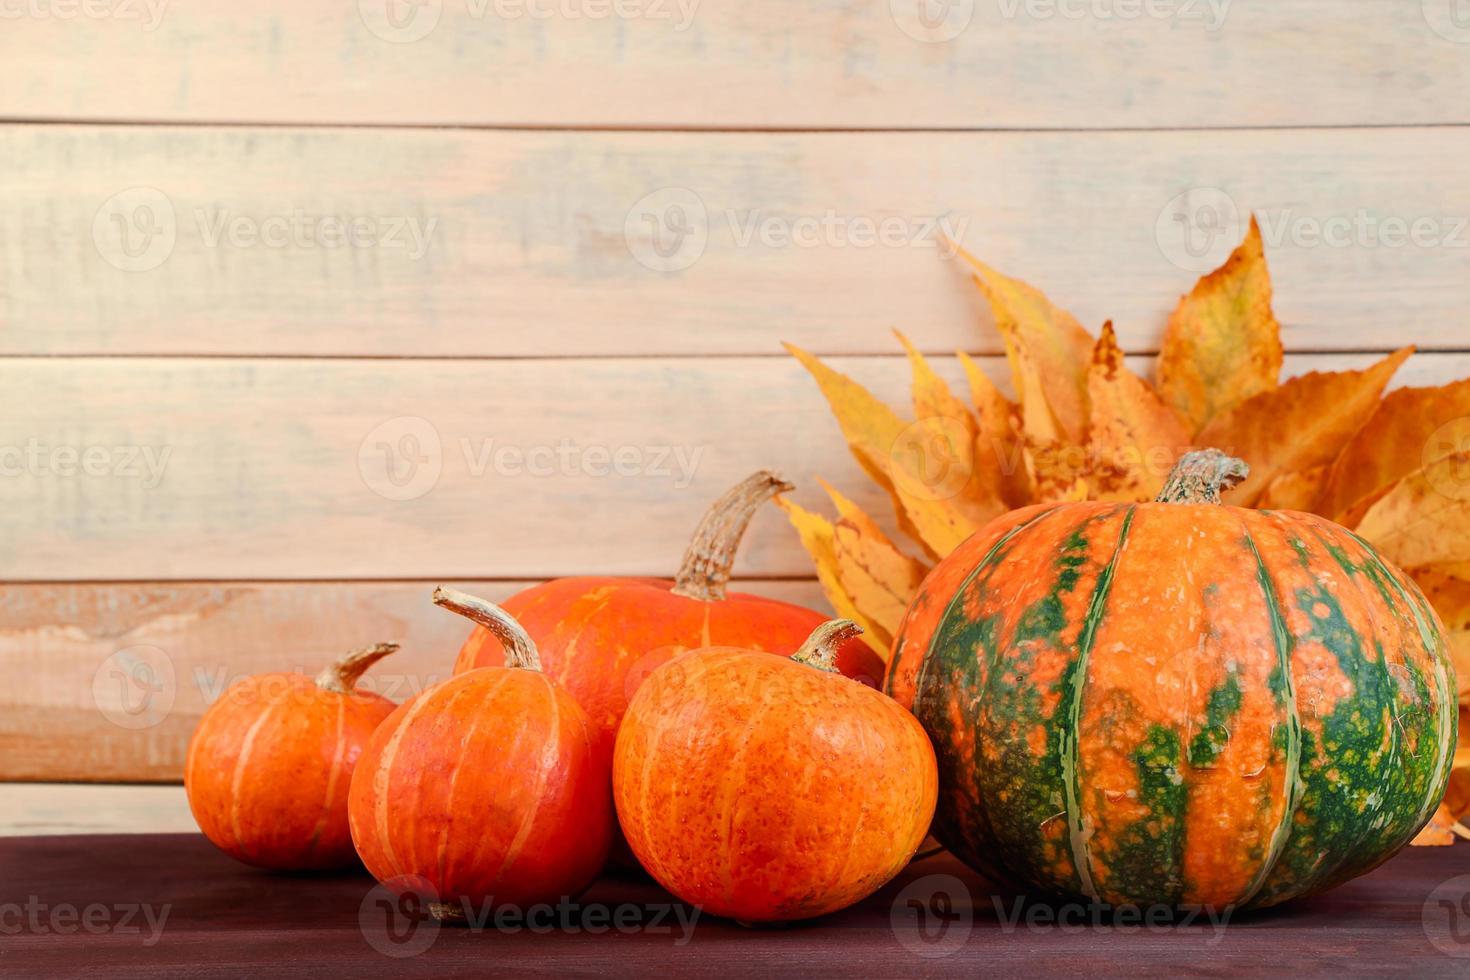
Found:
670,470 -> 795,602
790,619 -> 864,674
314,643 -> 399,694
432,586 -> 542,671
1156,449 -> 1249,505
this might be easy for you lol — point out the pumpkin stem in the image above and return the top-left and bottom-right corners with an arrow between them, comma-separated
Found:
670,470 -> 795,602
790,619 -> 864,674
314,643 -> 399,694
432,586 -> 542,671
1156,449 -> 1250,505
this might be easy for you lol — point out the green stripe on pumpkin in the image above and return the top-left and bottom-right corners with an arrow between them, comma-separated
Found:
1060,506 -> 1136,901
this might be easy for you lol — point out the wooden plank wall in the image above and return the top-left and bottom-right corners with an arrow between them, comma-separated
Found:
2,4 -> 1468,804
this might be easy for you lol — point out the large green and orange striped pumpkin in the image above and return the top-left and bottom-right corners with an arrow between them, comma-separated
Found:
886,450 -> 1457,910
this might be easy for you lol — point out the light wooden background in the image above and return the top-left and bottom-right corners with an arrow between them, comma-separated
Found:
4,1 -> 1469,832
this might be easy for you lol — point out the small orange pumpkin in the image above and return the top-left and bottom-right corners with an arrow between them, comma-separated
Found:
185,642 -> 399,870
349,588 -> 612,918
452,471 -> 885,762
613,620 -> 938,923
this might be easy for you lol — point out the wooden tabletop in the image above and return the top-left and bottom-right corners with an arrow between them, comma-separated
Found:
4,834 -> 1470,977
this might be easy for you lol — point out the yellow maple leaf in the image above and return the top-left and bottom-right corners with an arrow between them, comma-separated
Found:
775,496 -> 891,658
1196,347 -> 1413,506
1356,451 -> 1470,569
951,245 -> 1094,448
821,480 -> 930,643
1317,377 -> 1470,522
895,331 -> 1009,526
786,342 -> 989,559
956,350 -> 1031,507
1156,216 -> 1283,435
1086,321 -> 1191,502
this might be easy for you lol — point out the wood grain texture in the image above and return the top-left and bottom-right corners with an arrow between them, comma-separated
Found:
0,784 -> 193,836
0,580 -> 833,782
5,2 -> 1469,129
7,125 -> 1470,357
5,834 -> 1469,975
5,353 -> 1465,583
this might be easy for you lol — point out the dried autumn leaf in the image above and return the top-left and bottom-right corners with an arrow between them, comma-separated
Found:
1024,437 -> 1091,503
785,342 -> 987,559
895,331 -> 1009,525
821,480 -> 930,642
1356,451 -> 1470,569
1086,321 -> 1191,502
1409,563 -> 1470,703
1196,347 -> 1413,506
1156,217 -> 1283,435
1256,464 -> 1330,512
956,350 -> 1031,506
775,496 -> 890,658
1317,377 -> 1470,521
951,244 -> 1094,446
1411,802 -> 1470,846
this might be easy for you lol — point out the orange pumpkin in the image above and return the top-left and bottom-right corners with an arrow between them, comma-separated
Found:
185,642 -> 399,870
453,471 -> 885,762
614,620 -> 938,923
349,588 -> 612,918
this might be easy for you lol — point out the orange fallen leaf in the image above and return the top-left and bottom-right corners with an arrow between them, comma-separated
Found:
1317,377 -> 1470,522
1256,464 -> 1330,513
1411,802 -> 1470,846
1408,563 -> 1470,703
1085,321 -> 1191,502
1156,217 -> 1283,435
952,245 -> 1094,447
1356,451 -> 1470,569
775,496 -> 891,659
1196,347 -> 1413,506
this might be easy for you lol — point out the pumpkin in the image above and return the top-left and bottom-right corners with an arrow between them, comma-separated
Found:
349,588 -> 612,918
887,449 -> 1457,910
185,642 -> 400,870
614,619 -> 938,923
452,471 -> 885,763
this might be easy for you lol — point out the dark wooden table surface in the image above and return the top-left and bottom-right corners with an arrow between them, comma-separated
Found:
4,833 -> 1470,977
